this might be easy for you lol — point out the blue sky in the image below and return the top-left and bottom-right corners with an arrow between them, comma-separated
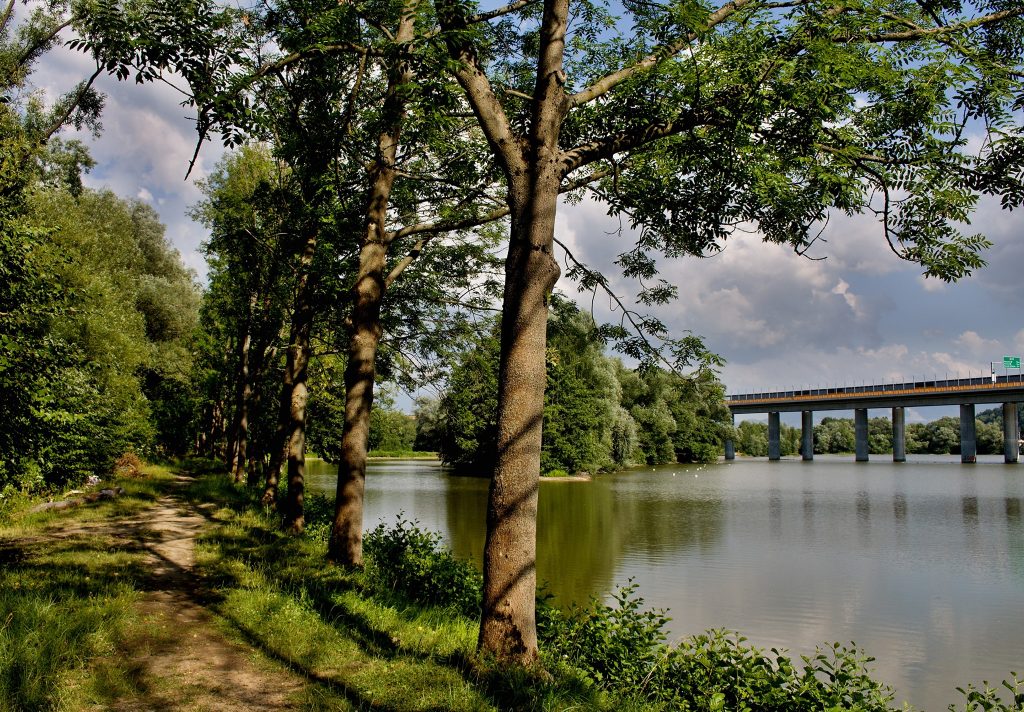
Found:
37,44 -> 1024,423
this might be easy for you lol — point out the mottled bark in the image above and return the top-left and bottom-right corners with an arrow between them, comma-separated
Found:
477,180 -> 562,663
439,0 -> 570,664
231,295 -> 258,485
283,327 -> 312,532
327,241 -> 385,564
261,393 -> 289,507
263,234 -> 318,529
327,5 -> 416,566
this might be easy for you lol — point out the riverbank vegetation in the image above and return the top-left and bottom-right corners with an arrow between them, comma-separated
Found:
4,0 -> 1024,688
734,408 -> 1020,457
3,464 -> 1020,710
419,297 -> 732,476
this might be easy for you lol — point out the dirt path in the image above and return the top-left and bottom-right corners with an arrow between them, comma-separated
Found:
103,476 -> 309,711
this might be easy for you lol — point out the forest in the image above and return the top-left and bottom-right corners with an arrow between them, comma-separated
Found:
3,0 -> 1023,683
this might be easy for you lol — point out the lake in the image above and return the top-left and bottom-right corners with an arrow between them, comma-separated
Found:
306,455 -> 1024,710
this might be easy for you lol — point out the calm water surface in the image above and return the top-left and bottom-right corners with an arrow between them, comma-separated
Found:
307,456 -> 1024,710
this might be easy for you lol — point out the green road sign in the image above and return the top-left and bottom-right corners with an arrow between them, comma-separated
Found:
1004,356 -> 1021,369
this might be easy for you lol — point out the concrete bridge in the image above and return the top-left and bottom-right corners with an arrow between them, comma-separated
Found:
725,374 -> 1024,464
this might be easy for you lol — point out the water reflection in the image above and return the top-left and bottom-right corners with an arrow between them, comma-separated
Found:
305,456 -> 1024,711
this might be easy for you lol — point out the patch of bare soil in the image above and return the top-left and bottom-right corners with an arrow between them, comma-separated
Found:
103,476 -> 308,711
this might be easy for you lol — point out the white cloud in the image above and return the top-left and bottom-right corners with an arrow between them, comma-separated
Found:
926,352 -> 981,379
1014,330 -> 1024,354
831,279 -> 865,319
954,330 -> 1002,358
918,275 -> 947,293
32,43 -> 220,282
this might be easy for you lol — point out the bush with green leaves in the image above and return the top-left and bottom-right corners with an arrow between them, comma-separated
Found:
953,676 -> 1023,711
298,492 -> 336,542
342,520 -> 1024,711
538,582 -> 1023,711
362,516 -> 482,618
538,582 -> 670,692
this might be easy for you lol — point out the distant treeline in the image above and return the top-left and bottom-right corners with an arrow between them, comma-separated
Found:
370,297 -> 733,476
735,408 -> 1021,457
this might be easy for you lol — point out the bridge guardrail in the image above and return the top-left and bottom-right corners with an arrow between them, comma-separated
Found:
727,374 -> 1024,405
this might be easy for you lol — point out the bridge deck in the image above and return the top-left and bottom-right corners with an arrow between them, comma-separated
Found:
727,374 -> 1024,414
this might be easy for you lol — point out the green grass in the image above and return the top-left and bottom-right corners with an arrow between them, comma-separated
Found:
22,463 -> 1015,711
184,472 -> 628,712
0,465 -> 177,711
366,450 -> 439,459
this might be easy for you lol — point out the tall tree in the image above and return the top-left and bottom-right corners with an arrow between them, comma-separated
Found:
81,0 -> 506,542
191,145 -> 296,480
432,0 -> 1024,662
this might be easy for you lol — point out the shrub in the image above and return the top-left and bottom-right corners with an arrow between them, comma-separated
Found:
300,493 -> 335,542
660,634 -> 900,711
952,675 -> 1023,711
540,584 -> 909,710
539,582 -> 670,693
112,452 -> 144,479
362,516 -> 482,617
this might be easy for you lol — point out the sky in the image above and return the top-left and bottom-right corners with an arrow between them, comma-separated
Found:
36,44 -> 1024,423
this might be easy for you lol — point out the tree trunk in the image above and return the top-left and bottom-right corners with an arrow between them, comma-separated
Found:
327,7 -> 416,566
245,360 -> 267,489
477,178 -> 561,664
474,0 -> 569,664
262,232 -> 318,508
273,233 -> 318,531
261,390 -> 289,507
327,241 -> 386,564
232,294 -> 259,482
283,328 -> 312,532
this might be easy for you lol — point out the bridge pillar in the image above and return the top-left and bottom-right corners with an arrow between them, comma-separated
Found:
725,413 -> 736,461
855,408 -> 869,462
960,404 -> 977,464
892,407 -> 906,462
801,411 -> 814,461
1004,402 -> 1019,464
768,412 -> 781,461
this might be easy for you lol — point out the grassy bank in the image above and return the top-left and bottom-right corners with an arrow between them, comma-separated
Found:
182,473 -> 1023,712
182,475 -> 619,711
366,450 -> 439,459
2,463 -> 1020,711
0,465 -> 179,709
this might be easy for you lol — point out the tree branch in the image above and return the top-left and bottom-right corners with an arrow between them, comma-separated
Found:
839,5 -> 1024,43
38,66 -> 102,143
568,0 -> 757,109
422,0 -> 541,38
0,0 -> 16,37
435,0 -> 526,177
249,42 -> 377,84
17,19 -> 72,67
466,0 -> 539,25
560,113 -> 710,175
553,236 -> 681,374
384,168 -> 612,286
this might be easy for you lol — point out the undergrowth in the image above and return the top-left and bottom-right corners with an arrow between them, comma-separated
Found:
240,475 -> 1021,711
0,465 -> 174,710
4,463 -> 1021,711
